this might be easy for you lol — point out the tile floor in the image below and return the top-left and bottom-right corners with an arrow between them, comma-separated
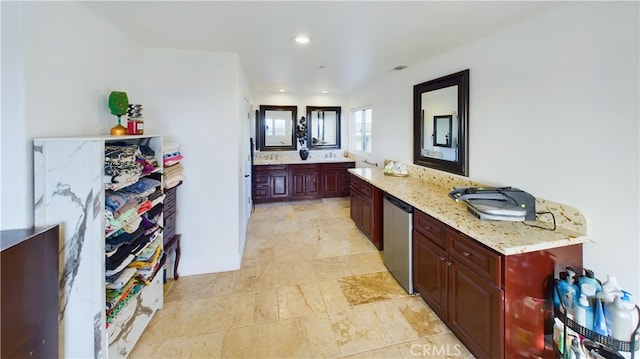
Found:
131,198 -> 474,358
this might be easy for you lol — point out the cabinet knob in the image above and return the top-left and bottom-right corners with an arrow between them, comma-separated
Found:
439,256 -> 446,261
463,251 -> 471,257
446,261 -> 452,266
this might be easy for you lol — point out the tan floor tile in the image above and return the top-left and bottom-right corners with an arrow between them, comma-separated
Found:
303,312 -> 342,358
424,332 -> 474,358
318,236 -> 372,258
277,282 -> 326,319
328,207 -> 352,218
317,278 -> 350,309
190,332 -> 225,358
254,287 -> 279,324
221,318 -> 311,358
373,296 -> 449,343
312,256 -> 353,281
344,251 -> 387,275
338,271 -> 409,306
133,200 -> 473,359
272,220 -> 301,234
343,345 -> 403,358
130,335 -> 195,359
137,300 -> 195,343
395,334 -> 472,359
327,305 -> 394,356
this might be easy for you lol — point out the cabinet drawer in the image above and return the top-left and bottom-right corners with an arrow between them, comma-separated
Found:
254,185 -> 269,198
447,229 -> 502,287
360,181 -> 373,197
254,173 -> 269,184
413,210 -> 446,248
164,212 -> 176,241
164,186 -> 177,204
164,201 -> 176,217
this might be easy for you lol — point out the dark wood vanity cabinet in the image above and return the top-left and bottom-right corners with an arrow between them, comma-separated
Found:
322,163 -> 352,197
291,164 -> 320,199
349,174 -> 383,249
446,229 -> 504,358
413,209 -> 583,359
253,162 -> 354,203
413,229 -> 448,319
413,212 -> 504,359
253,165 -> 289,202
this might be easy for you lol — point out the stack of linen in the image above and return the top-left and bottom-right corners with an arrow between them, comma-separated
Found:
163,142 -> 185,189
104,175 -> 165,326
104,144 -> 158,189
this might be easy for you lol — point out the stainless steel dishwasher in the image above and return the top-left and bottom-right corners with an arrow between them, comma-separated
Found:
382,193 -> 414,294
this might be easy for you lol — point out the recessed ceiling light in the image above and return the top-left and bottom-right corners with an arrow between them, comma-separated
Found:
279,89 -> 286,92
294,35 -> 310,44
321,90 -> 328,94
393,65 -> 408,71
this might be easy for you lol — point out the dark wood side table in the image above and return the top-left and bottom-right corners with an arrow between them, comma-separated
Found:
1,225 -> 59,358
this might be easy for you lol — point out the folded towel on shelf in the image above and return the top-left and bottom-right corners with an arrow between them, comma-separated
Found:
105,267 -> 137,290
163,142 -> 181,155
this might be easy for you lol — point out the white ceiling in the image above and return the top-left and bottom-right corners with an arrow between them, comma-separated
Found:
81,1 -> 557,95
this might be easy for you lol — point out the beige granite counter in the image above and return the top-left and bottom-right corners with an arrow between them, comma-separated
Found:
254,157 -> 356,165
348,166 -> 588,256
254,149 -> 355,166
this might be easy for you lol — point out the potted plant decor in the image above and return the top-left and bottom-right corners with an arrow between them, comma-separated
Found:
108,91 -> 129,135
296,116 -> 309,160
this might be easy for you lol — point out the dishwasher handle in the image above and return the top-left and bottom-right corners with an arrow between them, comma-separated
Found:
384,193 -> 413,213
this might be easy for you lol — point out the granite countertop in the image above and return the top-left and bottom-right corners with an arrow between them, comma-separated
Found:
348,167 -> 588,256
254,157 -> 356,165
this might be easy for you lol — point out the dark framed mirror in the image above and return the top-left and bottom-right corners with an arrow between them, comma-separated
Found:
433,115 -> 452,147
257,105 -> 297,151
414,69 -> 469,176
306,106 -> 341,149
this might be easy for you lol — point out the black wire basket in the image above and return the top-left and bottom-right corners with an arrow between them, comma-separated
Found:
554,280 -> 640,358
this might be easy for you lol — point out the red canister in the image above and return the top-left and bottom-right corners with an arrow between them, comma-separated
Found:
127,119 -> 144,135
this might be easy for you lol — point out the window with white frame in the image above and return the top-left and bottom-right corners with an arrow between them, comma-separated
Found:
351,107 -> 372,153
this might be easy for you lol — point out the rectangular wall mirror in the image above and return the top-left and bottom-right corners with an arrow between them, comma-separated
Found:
258,105 -> 297,151
414,69 -> 469,176
306,106 -> 341,149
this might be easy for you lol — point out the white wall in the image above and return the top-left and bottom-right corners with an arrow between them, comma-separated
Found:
347,2 -> 640,297
1,1 -> 143,229
143,48 -> 245,275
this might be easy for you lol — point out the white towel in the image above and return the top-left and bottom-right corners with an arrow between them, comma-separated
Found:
163,142 -> 181,155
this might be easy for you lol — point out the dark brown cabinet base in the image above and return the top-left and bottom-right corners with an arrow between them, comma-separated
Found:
253,162 -> 354,203
1,226 -> 59,359
413,209 -> 582,359
349,174 -> 383,249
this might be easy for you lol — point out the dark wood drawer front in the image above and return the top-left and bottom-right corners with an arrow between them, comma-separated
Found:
350,176 -> 361,189
360,181 -> 373,196
164,199 -> 177,217
254,173 -> 269,184
413,210 -> 446,248
164,212 -> 177,242
254,185 -> 269,198
447,229 -> 502,287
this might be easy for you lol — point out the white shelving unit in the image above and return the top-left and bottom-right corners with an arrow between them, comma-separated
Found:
34,135 -> 164,359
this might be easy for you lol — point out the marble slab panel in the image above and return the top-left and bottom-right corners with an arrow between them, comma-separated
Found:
34,139 -> 106,358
